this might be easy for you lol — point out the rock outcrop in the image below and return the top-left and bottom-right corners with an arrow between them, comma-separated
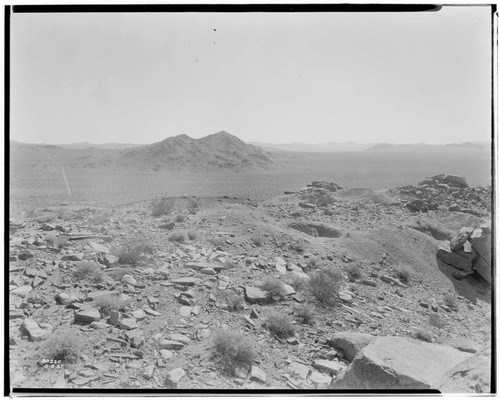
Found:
330,336 -> 471,390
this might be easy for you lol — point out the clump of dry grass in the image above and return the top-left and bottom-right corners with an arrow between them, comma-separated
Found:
106,267 -> 135,281
443,294 -> 459,310
288,274 -> 308,291
117,240 -> 154,265
346,264 -> 362,281
294,304 -> 315,325
94,294 -> 130,315
151,195 -> 175,217
428,313 -> 445,329
266,312 -> 295,339
261,277 -> 287,301
89,211 -> 112,226
251,233 -> 265,246
54,236 -> 69,249
413,328 -> 433,343
169,231 -> 187,243
187,230 -> 198,240
212,329 -> 255,375
220,291 -> 245,311
40,330 -> 81,363
395,265 -> 412,284
72,262 -> 104,284
308,267 -> 344,306
187,197 -> 200,214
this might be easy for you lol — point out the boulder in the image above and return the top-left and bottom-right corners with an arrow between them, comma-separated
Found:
21,318 -> 53,341
327,332 -> 375,362
449,227 -> 473,252
437,244 -> 472,272
75,308 -> 101,324
330,336 -> 471,390
437,345 -> 491,393
88,242 -> 110,254
250,366 -> 267,384
470,226 -> 491,283
165,368 -> 186,388
244,286 -> 270,304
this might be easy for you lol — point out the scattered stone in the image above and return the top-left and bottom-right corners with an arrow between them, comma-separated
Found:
200,268 -> 216,275
142,365 -> 155,379
131,310 -> 147,320
327,332 -> 375,362
21,318 -> 53,341
88,242 -> 110,254
61,254 -> 83,262
121,275 -> 138,286
450,227 -> 474,251
288,361 -> 310,380
75,308 -> 101,324
309,371 -> 332,386
250,366 -> 267,384
168,333 -> 191,345
159,340 -> 184,350
172,277 -> 199,287
118,318 -> 138,330
159,349 -> 174,360
312,359 -> 343,375
90,321 -> 110,329
179,306 -> 192,317
165,368 -> 186,388
245,286 -> 270,304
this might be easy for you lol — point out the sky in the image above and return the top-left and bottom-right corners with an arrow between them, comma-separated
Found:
11,6 -> 492,145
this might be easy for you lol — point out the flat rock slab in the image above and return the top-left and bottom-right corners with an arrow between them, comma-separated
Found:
165,368 -> 186,388
21,318 -> 52,341
438,345 -> 491,393
172,277 -> 200,286
288,361 -> 310,380
168,333 -> 191,344
309,371 -> 332,386
313,359 -> 344,375
250,366 -> 267,384
75,309 -> 101,324
245,286 -> 270,304
327,332 -> 375,362
330,336 -> 471,390
159,340 -> 184,350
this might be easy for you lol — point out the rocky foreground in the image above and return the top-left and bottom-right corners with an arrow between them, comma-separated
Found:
8,174 -> 492,392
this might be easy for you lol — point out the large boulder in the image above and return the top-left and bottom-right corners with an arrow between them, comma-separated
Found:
470,224 -> 491,283
431,174 -> 468,188
449,227 -> 474,252
327,332 -> 375,362
437,243 -> 473,272
437,345 -> 491,393
330,336 -> 471,390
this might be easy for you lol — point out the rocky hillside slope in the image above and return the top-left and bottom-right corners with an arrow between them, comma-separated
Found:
8,175 -> 492,392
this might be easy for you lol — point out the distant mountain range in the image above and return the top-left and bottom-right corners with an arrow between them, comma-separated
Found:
10,131 -> 273,172
365,142 -> 490,152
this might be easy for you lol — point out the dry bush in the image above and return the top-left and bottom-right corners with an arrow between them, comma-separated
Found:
208,236 -> 225,248
169,231 -> 187,243
261,277 -> 287,301
54,236 -> 69,249
212,329 -> 255,375
291,242 -> 305,253
40,330 -> 81,363
95,294 -> 130,315
443,294 -> 459,310
428,313 -> 445,329
187,230 -> 198,240
72,262 -> 104,284
223,260 -> 238,270
294,304 -> 315,325
395,265 -> 412,284
308,267 -> 344,306
89,211 -> 111,226
266,312 -> 295,339
288,274 -> 308,291
175,214 -> 185,223
413,328 -> 433,343
305,256 -> 321,271
187,197 -> 200,214
251,233 -> 265,246
346,264 -> 362,281
151,195 -> 175,217
117,240 -> 154,265
220,291 -> 245,311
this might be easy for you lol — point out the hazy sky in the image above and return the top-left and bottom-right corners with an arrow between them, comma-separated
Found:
11,6 -> 492,145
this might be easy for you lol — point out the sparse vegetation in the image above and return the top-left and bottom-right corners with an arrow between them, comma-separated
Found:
266,312 -> 295,339
54,235 -> 69,249
305,256 -> 321,271
208,236 -> 225,248
151,195 -> 175,217
395,265 -> 412,284
346,264 -> 362,281
187,230 -> 198,240
187,197 -> 200,214
169,231 -> 187,243
291,241 -> 305,252
72,261 -> 104,284
89,211 -> 111,225
413,328 -> 433,343
117,240 -> 154,265
251,233 -> 265,246
220,291 -> 245,311
288,274 -> 308,291
40,330 -> 81,363
94,294 -> 129,315
308,267 -> 344,306
428,313 -> 445,329
294,304 -> 315,325
443,294 -> 459,310
175,214 -> 185,223
213,329 -> 255,375
261,277 -> 287,300
107,267 -> 135,281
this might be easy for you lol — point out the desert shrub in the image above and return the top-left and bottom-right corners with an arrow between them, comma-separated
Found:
261,277 -> 287,300
221,291 -> 245,311
443,294 -> 458,310
223,260 -> 238,270
302,191 -> 335,207
212,329 -> 255,375
89,211 -> 111,226
305,256 -> 321,271
175,214 -> 185,223
294,304 -> 315,325
291,242 -> 305,252
251,233 -> 265,247
72,262 -> 104,284
288,274 -> 308,291
54,236 -> 69,249
395,265 -> 412,284
413,328 -> 433,343
169,231 -> 187,243
266,312 -> 295,339
346,264 -> 362,281
151,195 -> 175,217
187,230 -> 198,240
117,240 -> 154,265
107,267 -> 135,281
38,213 -> 56,223
95,294 -> 129,315
208,236 -> 225,248
187,197 -> 200,214
428,313 -> 445,329
308,267 -> 344,306
40,330 -> 81,363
